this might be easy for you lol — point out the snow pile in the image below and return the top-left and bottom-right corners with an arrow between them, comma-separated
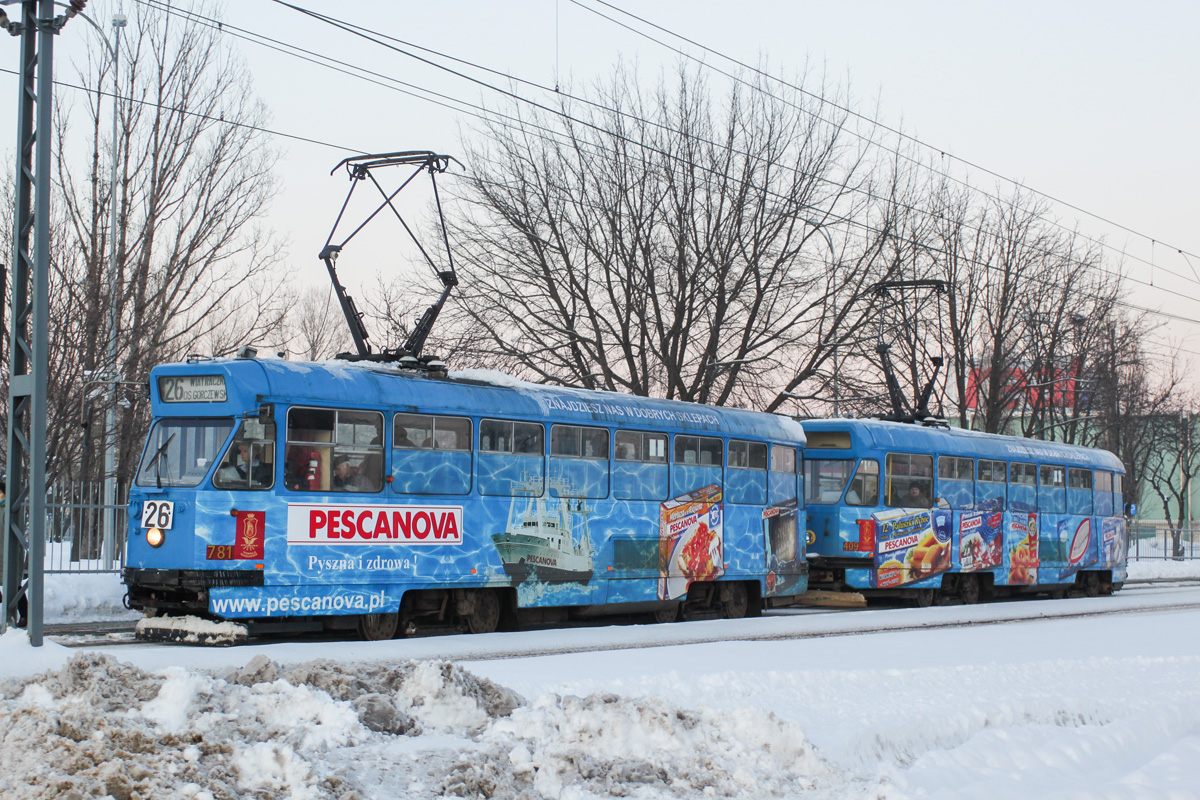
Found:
0,653 -> 520,800
0,651 -> 839,800
460,692 -> 826,799
43,572 -> 141,624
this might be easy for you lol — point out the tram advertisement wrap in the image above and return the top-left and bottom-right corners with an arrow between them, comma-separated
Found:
286,503 -> 463,545
958,498 -> 1003,572
872,508 -> 951,588
762,499 -> 802,596
659,484 -> 724,600
1059,518 -> 1099,581
1101,517 -> 1126,566
1007,513 -> 1039,584
209,585 -> 397,618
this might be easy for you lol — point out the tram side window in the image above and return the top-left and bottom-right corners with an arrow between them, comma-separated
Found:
478,419 -> 545,496
615,430 -> 667,463
395,413 -> 471,452
673,435 -> 723,496
1094,471 -> 1114,516
886,453 -> 934,508
392,413 -> 472,495
845,459 -> 879,507
803,459 -> 852,505
213,418 -> 276,491
1067,468 -> 1093,515
770,445 -> 800,504
550,424 -> 609,499
1114,473 -> 1125,514
937,456 -> 975,510
285,407 -> 384,493
727,440 -> 768,505
1009,462 -> 1037,512
976,459 -> 1007,510
1038,464 -> 1066,514
613,430 -> 668,501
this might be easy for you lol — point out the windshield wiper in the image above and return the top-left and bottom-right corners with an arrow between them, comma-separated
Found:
144,433 -> 177,489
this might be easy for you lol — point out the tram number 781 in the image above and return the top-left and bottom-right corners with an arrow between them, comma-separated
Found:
141,501 -> 175,530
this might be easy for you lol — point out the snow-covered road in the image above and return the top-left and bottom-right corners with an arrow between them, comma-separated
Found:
2,561 -> 1199,799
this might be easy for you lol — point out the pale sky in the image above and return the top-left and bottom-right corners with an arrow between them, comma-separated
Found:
4,0 -> 1199,370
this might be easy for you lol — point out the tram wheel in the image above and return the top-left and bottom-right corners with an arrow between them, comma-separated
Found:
959,575 -> 980,605
913,588 -> 935,608
358,612 -> 400,641
652,604 -> 679,624
465,589 -> 501,634
722,582 -> 750,619
1082,573 -> 1101,598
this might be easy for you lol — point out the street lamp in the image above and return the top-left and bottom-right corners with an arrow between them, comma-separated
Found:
66,6 -> 126,567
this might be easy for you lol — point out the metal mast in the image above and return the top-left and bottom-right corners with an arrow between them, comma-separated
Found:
2,0 -> 85,645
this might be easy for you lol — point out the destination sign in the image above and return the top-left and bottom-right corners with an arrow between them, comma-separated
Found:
158,374 -> 228,403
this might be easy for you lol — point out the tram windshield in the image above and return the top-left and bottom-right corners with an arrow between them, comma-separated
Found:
136,418 -> 235,488
804,458 -> 853,504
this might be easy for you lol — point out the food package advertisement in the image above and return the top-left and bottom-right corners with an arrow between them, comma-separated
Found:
762,499 -> 803,597
872,508 -> 952,588
658,484 -> 724,600
1007,512 -> 1039,584
958,498 -> 1003,572
1100,517 -> 1126,567
1059,518 -> 1099,581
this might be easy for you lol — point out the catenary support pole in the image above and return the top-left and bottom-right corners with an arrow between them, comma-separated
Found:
3,0 -> 77,645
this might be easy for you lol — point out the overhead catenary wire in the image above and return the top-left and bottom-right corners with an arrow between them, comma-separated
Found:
134,0 -> 1200,302
0,66 -> 364,155
250,1 -> 1200,315
39,2 -> 1200,363
572,0 -> 1200,273
258,0 -> 1197,291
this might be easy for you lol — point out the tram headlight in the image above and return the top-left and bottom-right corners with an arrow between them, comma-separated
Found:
146,527 -> 165,548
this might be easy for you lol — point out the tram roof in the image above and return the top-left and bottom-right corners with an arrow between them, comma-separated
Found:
800,417 -> 1123,472
151,358 -> 806,444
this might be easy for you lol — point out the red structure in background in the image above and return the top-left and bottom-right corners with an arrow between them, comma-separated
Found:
964,363 -> 1083,412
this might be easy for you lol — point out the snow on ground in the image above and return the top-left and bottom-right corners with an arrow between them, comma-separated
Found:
36,555 -> 1200,624
1,563 -> 1198,799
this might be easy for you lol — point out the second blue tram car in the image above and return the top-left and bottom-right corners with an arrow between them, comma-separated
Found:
125,355 -> 809,640
801,418 -> 1127,605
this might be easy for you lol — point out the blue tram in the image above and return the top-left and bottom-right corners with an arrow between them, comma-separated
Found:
124,355 -> 809,640
801,418 -> 1127,605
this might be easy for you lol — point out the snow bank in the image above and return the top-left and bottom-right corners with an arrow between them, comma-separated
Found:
1125,558 -> 1200,580
0,653 -> 521,800
43,571 -> 140,624
0,650 -> 834,799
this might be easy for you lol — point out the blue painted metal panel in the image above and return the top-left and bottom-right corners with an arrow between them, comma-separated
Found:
127,359 -> 810,620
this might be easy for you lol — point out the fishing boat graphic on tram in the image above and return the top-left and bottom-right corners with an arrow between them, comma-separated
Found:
491,476 -> 594,585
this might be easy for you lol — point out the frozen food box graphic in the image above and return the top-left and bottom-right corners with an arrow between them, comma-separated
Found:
1007,512 -> 1039,585
658,484 -> 724,601
762,499 -> 803,596
872,508 -> 952,589
1101,517 -> 1126,566
959,497 -> 1003,572
1059,518 -> 1099,581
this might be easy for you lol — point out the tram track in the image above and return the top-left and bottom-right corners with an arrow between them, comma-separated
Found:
452,595 -> 1200,663
43,576 -> 1200,652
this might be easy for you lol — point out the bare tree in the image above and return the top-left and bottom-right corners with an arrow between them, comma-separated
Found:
1140,402 -> 1199,556
284,285 -> 353,361
441,62 -> 901,409
40,2 -> 285,482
